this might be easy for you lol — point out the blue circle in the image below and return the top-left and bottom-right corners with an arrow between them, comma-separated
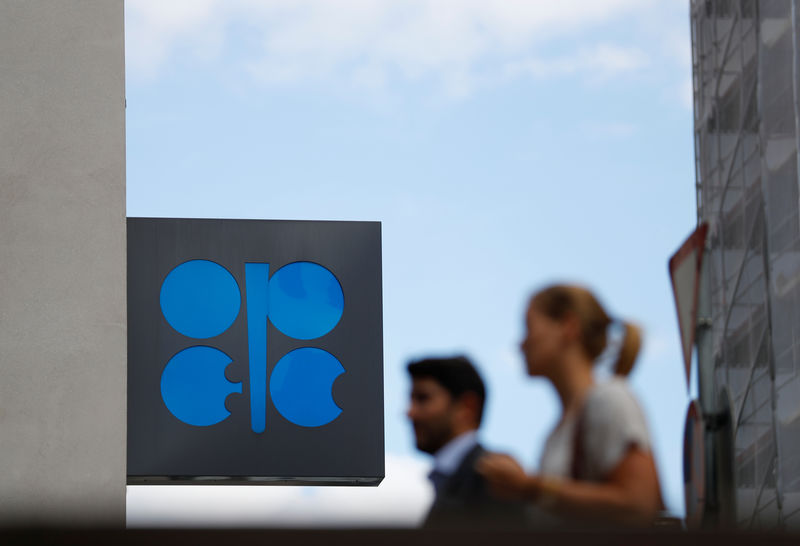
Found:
160,346 -> 241,427
270,347 -> 344,427
160,260 -> 241,339
269,262 -> 344,340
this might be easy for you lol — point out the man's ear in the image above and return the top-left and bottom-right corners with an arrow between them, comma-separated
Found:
455,391 -> 481,428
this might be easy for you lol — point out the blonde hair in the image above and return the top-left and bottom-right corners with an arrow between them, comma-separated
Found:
531,284 -> 642,376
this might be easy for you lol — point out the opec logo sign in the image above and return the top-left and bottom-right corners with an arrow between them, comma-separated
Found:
127,218 -> 384,484
159,260 -> 345,431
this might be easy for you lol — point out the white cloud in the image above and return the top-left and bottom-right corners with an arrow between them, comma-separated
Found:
659,24 -> 693,110
126,453 -> 433,528
641,327 -> 681,364
125,0 -> 660,94
124,0 -> 226,79
505,44 -> 650,82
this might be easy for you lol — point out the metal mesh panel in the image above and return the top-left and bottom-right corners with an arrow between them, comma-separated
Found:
691,0 -> 800,530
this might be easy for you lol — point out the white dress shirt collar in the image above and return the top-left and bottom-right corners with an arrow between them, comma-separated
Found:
432,430 -> 479,476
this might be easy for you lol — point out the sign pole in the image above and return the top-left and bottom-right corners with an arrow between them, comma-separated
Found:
695,246 -> 718,528
696,247 -> 714,416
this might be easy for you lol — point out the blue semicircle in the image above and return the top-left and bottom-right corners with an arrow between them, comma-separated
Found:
270,347 -> 344,427
160,346 -> 242,426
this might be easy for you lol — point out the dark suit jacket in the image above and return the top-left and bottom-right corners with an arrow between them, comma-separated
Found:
424,443 -> 527,529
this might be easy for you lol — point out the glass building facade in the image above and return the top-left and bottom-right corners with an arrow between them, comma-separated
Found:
691,0 -> 800,529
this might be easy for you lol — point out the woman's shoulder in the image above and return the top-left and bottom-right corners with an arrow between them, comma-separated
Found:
588,376 -> 638,401
584,378 -> 646,424
580,377 -> 652,477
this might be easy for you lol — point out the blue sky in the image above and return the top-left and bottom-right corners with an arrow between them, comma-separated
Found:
125,0 -> 696,526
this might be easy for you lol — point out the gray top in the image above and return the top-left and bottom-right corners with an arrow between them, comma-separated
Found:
539,378 -> 651,481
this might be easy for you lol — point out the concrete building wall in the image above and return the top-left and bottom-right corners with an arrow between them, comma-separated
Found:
691,0 -> 800,530
0,0 -> 126,525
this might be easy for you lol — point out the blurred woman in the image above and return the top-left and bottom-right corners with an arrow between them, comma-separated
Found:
477,284 -> 662,527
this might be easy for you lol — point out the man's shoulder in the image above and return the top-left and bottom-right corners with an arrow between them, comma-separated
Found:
425,442 -> 527,528
443,442 -> 503,499
448,442 -> 486,481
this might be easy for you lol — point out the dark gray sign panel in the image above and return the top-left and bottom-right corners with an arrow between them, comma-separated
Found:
127,218 -> 384,485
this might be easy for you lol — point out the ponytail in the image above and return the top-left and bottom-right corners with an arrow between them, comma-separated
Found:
613,321 -> 642,376
532,285 -> 644,375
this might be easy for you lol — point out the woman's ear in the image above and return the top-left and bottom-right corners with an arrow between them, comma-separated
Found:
561,313 -> 581,344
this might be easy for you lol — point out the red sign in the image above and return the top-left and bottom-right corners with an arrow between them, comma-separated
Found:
669,223 -> 708,391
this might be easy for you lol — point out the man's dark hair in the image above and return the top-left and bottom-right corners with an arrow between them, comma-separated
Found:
407,356 -> 487,425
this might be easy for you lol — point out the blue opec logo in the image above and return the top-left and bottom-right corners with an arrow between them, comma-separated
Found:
158,259 -> 345,432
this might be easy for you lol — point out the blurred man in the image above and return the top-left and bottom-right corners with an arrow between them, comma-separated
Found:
407,356 -> 524,528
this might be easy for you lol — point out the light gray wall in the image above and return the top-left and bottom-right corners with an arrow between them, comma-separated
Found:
0,0 -> 126,526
